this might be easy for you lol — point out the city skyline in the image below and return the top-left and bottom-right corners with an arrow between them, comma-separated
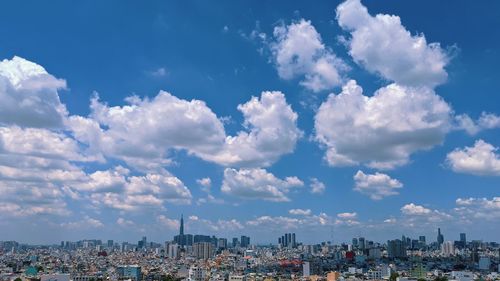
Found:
0,0 -> 499,244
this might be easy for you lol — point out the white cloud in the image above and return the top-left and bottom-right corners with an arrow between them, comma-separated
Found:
271,19 -> 347,92
70,91 -> 301,170
0,56 -> 68,128
156,215 -> 180,230
337,212 -> 357,219
80,167 -> 193,210
204,91 -> 302,167
315,80 -> 452,169
446,139 -> 500,176
221,168 -> 303,202
353,170 -> 403,200
289,208 -> 312,216
309,177 -> 326,194
196,177 -> 212,188
336,0 -> 449,88
116,217 -> 135,227
401,203 -> 431,215
455,112 -> 500,135
400,203 -> 451,224
61,216 -> 104,229
455,197 -> 500,221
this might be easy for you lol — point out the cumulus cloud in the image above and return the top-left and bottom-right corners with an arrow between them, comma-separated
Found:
61,216 -> 104,229
401,203 -> 431,215
221,168 -> 303,202
455,197 -> 500,221
400,203 -> 451,224
309,177 -> 326,194
353,170 -> 403,200
455,112 -> 500,135
270,19 -> 348,92
70,91 -> 301,170
315,80 -> 452,169
289,208 -> 312,216
336,0 -> 450,88
156,215 -> 180,230
116,217 -> 135,227
0,56 -> 68,128
446,139 -> 500,176
196,177 -> 212,188
78,167 -> 193,211
205,91 -> 302,167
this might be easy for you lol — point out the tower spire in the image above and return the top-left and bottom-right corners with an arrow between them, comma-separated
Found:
180,214 -> 184,235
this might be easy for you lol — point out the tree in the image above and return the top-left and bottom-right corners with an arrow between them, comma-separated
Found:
389,272 -> 399,281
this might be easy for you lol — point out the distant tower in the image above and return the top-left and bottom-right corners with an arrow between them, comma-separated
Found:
180,214 -> 184,235
437,228 -> 444,245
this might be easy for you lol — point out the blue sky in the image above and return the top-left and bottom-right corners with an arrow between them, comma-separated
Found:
0,0 -> 499,245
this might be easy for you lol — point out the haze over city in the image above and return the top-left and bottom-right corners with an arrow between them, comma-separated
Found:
0,0 -> 499,246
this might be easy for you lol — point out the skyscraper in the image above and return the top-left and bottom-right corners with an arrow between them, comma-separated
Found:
180,214 -> 184,236
241,235 -> 250,247
460,233 -> 466,245
437,228 -> 444,246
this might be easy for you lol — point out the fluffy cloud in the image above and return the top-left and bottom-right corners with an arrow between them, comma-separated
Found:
205,91 -> 302,167
446,139 -> 500,176
247,212 -> 334,229
196,177 -> 212,188
79,167 -> 193,210
309,177 -> 326,194
315,80 -> 452,169
401,203 -> 431,215
0,56 -> 68,128
61,216 -> 104,229
353,170 -> 403,200
70,91 -> 301,170
221,168 -> 303,202
455,197 -> 500,221
455,112 -> 500,135
156,215 -> 180,230
187,217 -> 244,233
289,208 -> 312,216
337,212 -> 357,219
271,19 -> 347,92
336,0 -> 449,88
400,203 -> 451,224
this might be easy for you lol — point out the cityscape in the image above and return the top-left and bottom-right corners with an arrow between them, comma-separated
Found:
0,0 -> 499,281
0,216 -> 499,281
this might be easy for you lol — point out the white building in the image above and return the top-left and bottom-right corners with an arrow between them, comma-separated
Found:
40,274 -> 70,281
441,241 -> 455,256
478,256 -> 491,270
451,271 -> 473,281
228,275 -> 246,281
303,261 -> 310,277
188,266 -> 206,281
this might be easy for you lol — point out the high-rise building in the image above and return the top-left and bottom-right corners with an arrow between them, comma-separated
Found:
217,238 -> 227,249
232,237 -> 239,248
241,236 -> 250,248
387,239 -> 406,258
193,242 -> 213,260
437,228 -> 444,246
359,237 -> 366,250
180,214 -> 184,235
107,240 -> 113,248
352,238 -> 358,248
460,233 -> 466,244
292,233 -> 296,248
303,261 -> 310,277
419,236 -> 426,244
441,241 -> 454,256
